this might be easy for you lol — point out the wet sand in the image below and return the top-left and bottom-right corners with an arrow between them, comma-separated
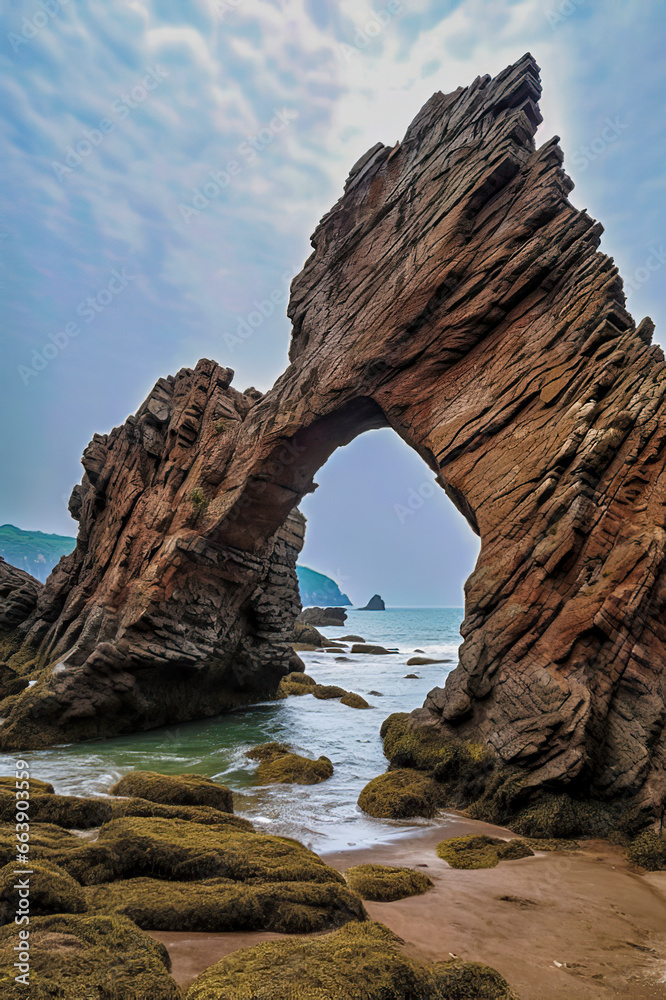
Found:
151,815 -> 666,999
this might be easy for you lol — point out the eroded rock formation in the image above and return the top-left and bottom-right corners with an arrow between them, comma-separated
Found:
1,54 -> 664,824
0,363 -> 305,745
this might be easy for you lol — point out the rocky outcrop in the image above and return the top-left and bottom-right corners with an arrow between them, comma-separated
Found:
359,595 -> 385,611
0,558 -> 41,633
0,55 -> 664,827
297,606 -> 347,627
0,363 -> 304,746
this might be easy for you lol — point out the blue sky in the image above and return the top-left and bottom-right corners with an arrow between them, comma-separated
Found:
1,0 -> 664,605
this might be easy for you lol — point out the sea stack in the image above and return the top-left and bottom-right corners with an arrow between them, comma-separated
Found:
359,595 -> 386,611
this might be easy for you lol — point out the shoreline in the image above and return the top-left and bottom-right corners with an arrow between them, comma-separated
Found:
151,812 -> 666,999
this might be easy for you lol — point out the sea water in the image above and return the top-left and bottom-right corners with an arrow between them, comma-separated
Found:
0,608 -> 463,853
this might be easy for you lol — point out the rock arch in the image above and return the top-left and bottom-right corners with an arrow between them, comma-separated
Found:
1,55 -> 664,823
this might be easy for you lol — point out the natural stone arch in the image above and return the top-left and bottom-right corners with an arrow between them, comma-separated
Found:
1,54 -> 664,825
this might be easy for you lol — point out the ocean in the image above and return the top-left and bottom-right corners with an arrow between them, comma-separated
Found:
0,608 -> 463,854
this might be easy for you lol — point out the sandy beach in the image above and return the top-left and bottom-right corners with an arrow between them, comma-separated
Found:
152,814 -> 666,999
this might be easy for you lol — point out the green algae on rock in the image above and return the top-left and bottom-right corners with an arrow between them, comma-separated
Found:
436,835 -> 534,870
0,775 -> 54,796
184,919 -> 518,1000
344,863 -> 433,901
277,671 -> 318,697
313,684 -> 347,700
340,691 -> 370,709
0,792 -> 113,829
95,816 -> 345,884
0,861 -> 86,924
109,770 -> 233,812
245,741 -> 294,761
109,796 -> 254,830
0,913 -> 181,999
256,752 -> 334,785
357,769 -> 441,819
85,875 -> 366,934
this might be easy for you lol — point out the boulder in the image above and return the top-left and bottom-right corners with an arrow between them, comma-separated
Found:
350,644 -> 391,655
406,656 -> 451,666
357,770 -> 441,819
293,620 -> 328,646
184,920 -> 519,1000
344,864 -> 432,901
0,913 -> 182,998
277,672 -> 317,697
297,607 -> 347,627
255,753 -> 334,785
0,861 -> 86,923
313,684 -> 347,700
340,692 -> 370,709
108,771 -> 233,813
435,835 -> 534,870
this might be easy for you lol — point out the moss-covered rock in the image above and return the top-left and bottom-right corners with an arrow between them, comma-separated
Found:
277,672 -> 317,697
626,830 -> 666,870
185,919 -> 517,1000
86,875 -> 365,933
313,684 -> 347,700
381,714 -> 493,802
293,622 -> 328,645
340,692 -> 370,709
344,864 -> 432,901
109,796 -> 253,831
0,792 -> 113,829
508,794 -> 629,839
0,775 -> 54,797
430,959 -> 519,999
95,816 -> 345,884
245,741 -> 293,761
0,821 -> 119,885
256,753 -> 334,785
358,769 -> 441,819
0,913 -> 181,999
0,860 -> 86,924
109,770 -> 233,813
436,835 -> 534,870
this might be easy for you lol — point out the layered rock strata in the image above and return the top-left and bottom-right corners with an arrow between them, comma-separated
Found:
1,54 -> 664,825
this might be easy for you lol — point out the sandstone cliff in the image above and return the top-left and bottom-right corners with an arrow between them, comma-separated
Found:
1,54 -> 664,826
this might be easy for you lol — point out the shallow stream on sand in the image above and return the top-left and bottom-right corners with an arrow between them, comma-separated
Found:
0,608 -> 462,853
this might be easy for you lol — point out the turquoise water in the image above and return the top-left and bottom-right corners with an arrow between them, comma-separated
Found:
0,608 -> 463,853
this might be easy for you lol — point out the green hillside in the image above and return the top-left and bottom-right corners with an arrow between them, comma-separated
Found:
0,524 -> 76,583
296,565 -> 351,607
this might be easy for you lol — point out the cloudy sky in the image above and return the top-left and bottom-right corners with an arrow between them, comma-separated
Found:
1,0 -> 664,606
